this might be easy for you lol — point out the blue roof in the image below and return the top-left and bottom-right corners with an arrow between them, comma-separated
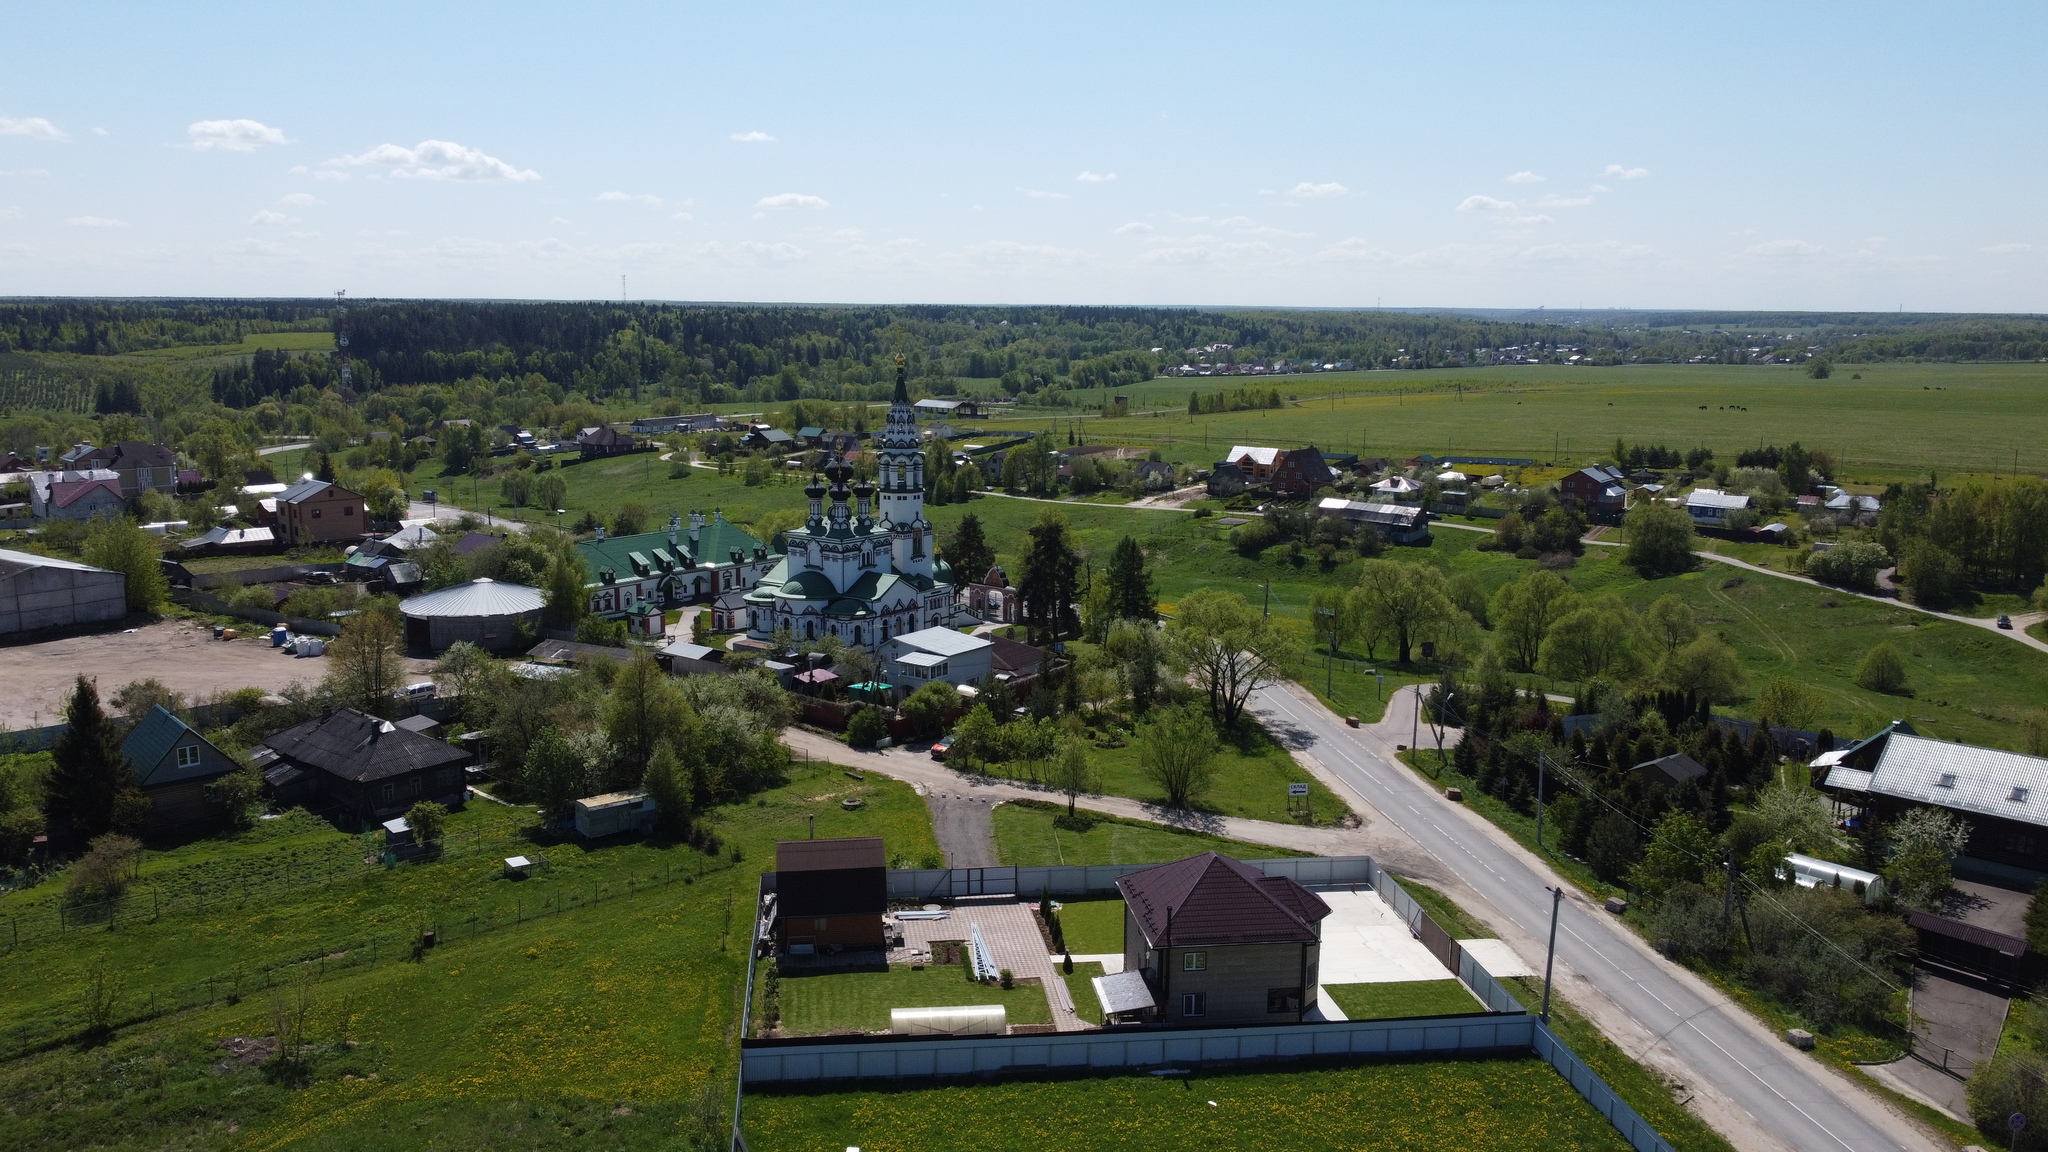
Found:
120,705 -> 230,787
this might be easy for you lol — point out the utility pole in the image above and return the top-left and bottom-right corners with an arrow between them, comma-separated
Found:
1541,886 -> 1563,1024
1536,751 -> 1547,846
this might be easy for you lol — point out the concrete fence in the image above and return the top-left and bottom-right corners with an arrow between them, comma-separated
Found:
741,1013 -> 1537,1084
173,590 -> 343,637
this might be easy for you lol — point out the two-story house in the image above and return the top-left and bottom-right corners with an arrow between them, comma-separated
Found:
1116,852 -> 1331,1025
276,479 -> 366,545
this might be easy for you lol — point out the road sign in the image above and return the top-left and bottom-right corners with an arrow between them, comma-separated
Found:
1288,783 -> 1310,797
2011,1112 -> 2027,1132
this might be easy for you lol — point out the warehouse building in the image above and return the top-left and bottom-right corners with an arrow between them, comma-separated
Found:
0,547 -> 128,635
398,577 -> 546,654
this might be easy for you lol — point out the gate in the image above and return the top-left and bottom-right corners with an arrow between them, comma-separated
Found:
949,866 -> 1018,898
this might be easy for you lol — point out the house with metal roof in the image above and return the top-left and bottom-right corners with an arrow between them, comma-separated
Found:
1820,722 -> 2048,871
1115,852 -> 1332,1024
399,577 -> 545,653
881,626 -> 993,689
741,364 -> 955,652
28,469 -> 126,521
771,836 -> 888,953
276,478 -> 366,545
1684,488 -> 1753,528
1559,465 -> 1627,517
122,705 -> 242,831
576,510 -> 778,620
257,707 -> 472,825
1315,497 -> 1431,543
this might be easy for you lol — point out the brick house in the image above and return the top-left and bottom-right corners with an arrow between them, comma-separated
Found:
276,479 -> 366,545
1117,852 -> 1331,1024
1268,446 -> 1335,497
28,470 -> 126,521
773,836 -> 888,953
67,441 -> 180,498
1559,465 -> 1626,517
576,425 -> 637,459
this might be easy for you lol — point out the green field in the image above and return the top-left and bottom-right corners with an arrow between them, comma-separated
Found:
977,362 -> 2048,482
742,1058 -> 1642,1152
119,331 -> 337,363
1325,980 -> 1482,1019
775,964 -> 1053,1035
0,758 -> 938,1151
993,801 -> 1311,870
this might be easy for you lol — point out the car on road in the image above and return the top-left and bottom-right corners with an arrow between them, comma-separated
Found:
929,736 -> 953,761
1999,615 -> 2014,629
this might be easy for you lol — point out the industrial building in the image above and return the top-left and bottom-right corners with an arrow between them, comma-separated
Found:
0,547 -> 128,635
399,577 -> 546,654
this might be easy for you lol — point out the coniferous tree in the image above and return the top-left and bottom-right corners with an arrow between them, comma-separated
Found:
946,514 -> 994,586
47,677 -> 135,840
1105,535 -> 1154,621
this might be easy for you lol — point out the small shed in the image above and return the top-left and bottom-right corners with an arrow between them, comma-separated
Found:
1630,752 -> 1708,789
659,638 -> 727,676
774,836 -> 888,953
120,705 -> 241,830
399,577 -> 546,654
574,791 -> 657,839
1091,969 -> 1157,1024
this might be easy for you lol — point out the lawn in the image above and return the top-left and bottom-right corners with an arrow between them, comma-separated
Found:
993,800 -> 1312,870
1048,897 -> 1128,955
0,757 -> 941,1151
742,1058 -> 1643,1152
774,964 -> 1053,1036
1060,959 -> 1107,1022
1324,980 -> 1482,1019
178,546 -> 348,573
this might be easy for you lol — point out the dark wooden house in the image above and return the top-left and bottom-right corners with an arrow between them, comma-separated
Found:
257,707 -> 471,826
773,836 -> 888,953
121,705 -> 241,831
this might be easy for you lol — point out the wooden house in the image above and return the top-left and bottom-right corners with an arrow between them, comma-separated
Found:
121,705 -> 241,831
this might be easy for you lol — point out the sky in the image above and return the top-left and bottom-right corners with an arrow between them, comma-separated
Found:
2,1 -> 2044,311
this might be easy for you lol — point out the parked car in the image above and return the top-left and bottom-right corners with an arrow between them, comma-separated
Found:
1998,615 -> 2014,629
929,736 -> 953,761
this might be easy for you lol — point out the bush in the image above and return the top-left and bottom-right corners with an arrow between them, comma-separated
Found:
1806,540 -> 1891,590
405,800 -> 448,847
845,706 -> 888,748
65,833 -> 142,907
1229,519 -> 1280,557
1969,1047 -> 2048,1150
899,681 -> 960,737
1853,642 -> 1910,696
1649,882 -> 1731,964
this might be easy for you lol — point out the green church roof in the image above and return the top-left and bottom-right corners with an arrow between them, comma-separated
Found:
575,515 -> 772,585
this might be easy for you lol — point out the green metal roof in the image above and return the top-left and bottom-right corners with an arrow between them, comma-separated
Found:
575,515 -> 770,585
121,705 -> 231,788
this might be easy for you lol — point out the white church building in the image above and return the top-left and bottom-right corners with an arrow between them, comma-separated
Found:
741,363 -> 956,650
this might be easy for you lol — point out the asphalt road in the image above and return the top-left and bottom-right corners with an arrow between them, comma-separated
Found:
1250,682 -> 1936,1152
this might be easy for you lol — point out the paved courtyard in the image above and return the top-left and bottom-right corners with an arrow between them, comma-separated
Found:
893,896 -> 1088,1031
1311,885 -> 1456,985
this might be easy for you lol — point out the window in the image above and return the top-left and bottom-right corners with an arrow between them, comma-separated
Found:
311,507 -> 322,518
814,918 -> 829,930
1267,987 -> 1303,1013
1182,951 -> 1206,972
2012,786 -> 2030,803
175,744 -> 202,769
379,783 -> 395,803
1937,773 -> 1957,789
409,776 -> 424,797
1181,993 -> 1206,1017
342,506 -> 355,516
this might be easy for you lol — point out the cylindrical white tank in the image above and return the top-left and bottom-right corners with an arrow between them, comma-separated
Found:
889,1005 -> 1006,1036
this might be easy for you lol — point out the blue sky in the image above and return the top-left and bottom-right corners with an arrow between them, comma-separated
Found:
2,1 -> 2042,310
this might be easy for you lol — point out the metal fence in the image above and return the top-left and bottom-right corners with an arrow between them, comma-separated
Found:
1533,1020 -> 1677,1152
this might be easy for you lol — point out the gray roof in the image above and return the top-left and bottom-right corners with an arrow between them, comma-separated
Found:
1686,488 -> 1753,510
1832,731 -> 2048,829
0,547 -> 115,575
889,626 -> 991,658
399,577 -> 545,619
660,640 -> 720,662
1092,969 -> 1156,1016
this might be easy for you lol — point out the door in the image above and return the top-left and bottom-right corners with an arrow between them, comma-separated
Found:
948,866 -> 1017,897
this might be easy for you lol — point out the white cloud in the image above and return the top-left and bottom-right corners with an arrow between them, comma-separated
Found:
1076,171 -> 1117,183
1115,222 -> 1154,234
188,119 -> 289,151
1602,164 -> 1650,179
730,131 -> 776,143
91,127 -> 107,136
1590,183 -> 1612,194
1288,181 -> 1348,198
673,210 -> 694,221
279,193 -> 323,207
1740,238 -> 1822,258
0,206 -> 20,219
1506,171 -> 1544,184
961,240 -> 1086,267
66,216 -> 127,228
1457,195 -> 1516,212
597,191 -> 663,206
324,140 -> 540,181
1534,195 -> 1594,209
1020,188 -> 1069,200
249,209 -> 300,225
1136,246 -> 1210,264
1984,242 -> 2032,254
0,169 -> 50,177
0,117 -> 65,141
755,192 -> 828,211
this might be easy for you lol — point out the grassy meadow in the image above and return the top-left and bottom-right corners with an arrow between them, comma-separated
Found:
742,1058 -> 1644,1152
1324,980 -> 1482,1020
775,965 -> 1053,1036
978,361 -> 2048,483
0,757 -> 937,1151
991,801 -> 1311,869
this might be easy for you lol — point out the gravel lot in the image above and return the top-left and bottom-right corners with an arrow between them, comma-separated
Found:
0,620 -> 434,730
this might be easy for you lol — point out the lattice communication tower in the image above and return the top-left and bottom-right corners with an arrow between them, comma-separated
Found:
334,289 -> 351,389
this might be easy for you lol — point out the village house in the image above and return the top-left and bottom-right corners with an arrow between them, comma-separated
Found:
741,427 -> 797,452
1559,465 -> 1627,518
773,836 -> 888,953
1684,488 -> 1753,529
1314,497 -> 1431,544
631,413 -> 725,435
1116,852 -> 1331,1025
1819,722 -> 2048,873
256,707 -> 472,826
28,469 -> 126,521
1268,446 -> 1336,497
912,397 -> 980,420
63,441 -> 181,498
121,705 -> 242,832
576,425 -> 638,459
276,478 -> 366,545
881,626 -> 994,690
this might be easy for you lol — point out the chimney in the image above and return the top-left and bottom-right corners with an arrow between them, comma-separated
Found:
689,510 -> 703,543
595,524 -> 605,541
669,512 -> 681,549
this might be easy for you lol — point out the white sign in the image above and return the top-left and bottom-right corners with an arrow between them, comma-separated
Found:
1288,783 -> 1310,797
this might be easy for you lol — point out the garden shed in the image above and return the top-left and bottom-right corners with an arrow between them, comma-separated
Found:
399,577 -> 545,654
773,836 -> 888,953
574,791 -> 657,838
